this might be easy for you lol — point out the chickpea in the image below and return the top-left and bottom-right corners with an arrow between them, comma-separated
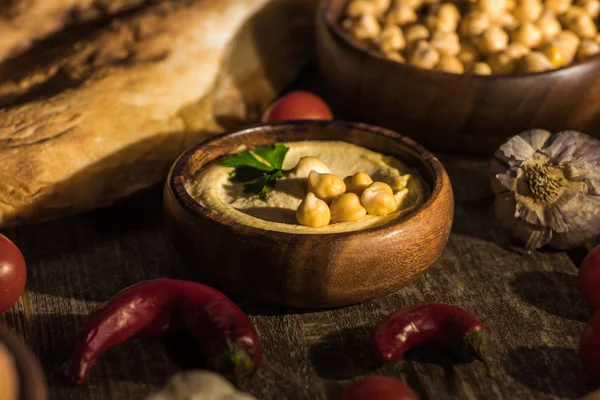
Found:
307,171 -> 346,203
386,51 -> 407,62
351,14 -> 382,40
546,0 -> 572,14
511,21 -> 543,48
477,26 -> 509,55
289,156 -> 331,178
458,42 -> 481,67
577,38 -> 600,60
471,61 -> 494,74
477,0 -> 508,22
386,4 -> 418,26
578,0 -> 600,17
409,40 -> 441,69
436,55 -> 465,73
542,44 -> 568,66
513,0 -> 543,20
424,13 -> 439,32
404,24 -> 430,44
460,11 -> 491,37
566,12 -> 597,38
561,5 -> 587,23
553,30 -> 581,62
330,193 -> 368,222
373,0 -> 392,13
437,3 -> 461,31
506,0 -> 517,10
537,12 -> 562,43
430,31 -> 460,55
519,51 -> 555,72
344,172 -> 374,195
360,182 -> 399,216
347,0 -> 379,17
505,43 -> 531,58
499,12 -> 519,30
487,51 -> 518,73
378,25 -> 406,53
296,193 -> 331,228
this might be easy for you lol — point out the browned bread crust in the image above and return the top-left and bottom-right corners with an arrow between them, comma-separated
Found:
0,0 -> 317,227
0,0 -> 149,62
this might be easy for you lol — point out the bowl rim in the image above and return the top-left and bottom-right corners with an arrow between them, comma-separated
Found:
168,120 -> 449,240
320,0 -> 600,80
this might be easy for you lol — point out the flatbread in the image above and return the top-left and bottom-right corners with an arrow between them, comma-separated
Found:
0,0 -> 318,227
0,0 -> 148,62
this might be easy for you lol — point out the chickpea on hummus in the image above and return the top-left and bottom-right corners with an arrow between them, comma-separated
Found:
185,141 -> 428,234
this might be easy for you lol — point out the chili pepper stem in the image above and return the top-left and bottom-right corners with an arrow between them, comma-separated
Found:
211,340 -> 255,385
463,329 -> 494,377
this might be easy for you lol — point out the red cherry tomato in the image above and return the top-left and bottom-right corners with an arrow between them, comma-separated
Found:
0,234 -> 26,313
339,376 -> 420,400
262,91 -> 333,123
578,245 -> 600,310
580,311 -> 600,381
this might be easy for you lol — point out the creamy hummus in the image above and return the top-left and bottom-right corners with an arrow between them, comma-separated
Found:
185,141 -> 428,233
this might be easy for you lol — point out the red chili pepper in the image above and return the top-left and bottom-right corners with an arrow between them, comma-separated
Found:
69,279 -> 261,385
371,303 -> 491,372
339,376 -> 420,400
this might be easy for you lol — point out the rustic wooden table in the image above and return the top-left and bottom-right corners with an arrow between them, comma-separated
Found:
1,72 -> 598,399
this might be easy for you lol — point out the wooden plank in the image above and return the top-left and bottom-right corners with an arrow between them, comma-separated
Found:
1,152 -> 596,399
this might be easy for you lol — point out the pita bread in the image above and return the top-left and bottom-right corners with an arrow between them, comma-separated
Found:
0,0 -> 148,62
0,0 -> 318,227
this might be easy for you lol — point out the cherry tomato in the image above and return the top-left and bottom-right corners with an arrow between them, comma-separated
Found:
339,376 -> 420,400
581,311 -> 600,381
578,245 -> 600,310
0,234 -> 26,313
262,91 -> 333,123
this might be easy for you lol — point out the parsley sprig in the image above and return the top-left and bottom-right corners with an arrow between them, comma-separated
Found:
220,144 -> 289,201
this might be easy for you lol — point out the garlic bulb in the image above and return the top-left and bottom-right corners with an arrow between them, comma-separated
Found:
491,129 -> 600,251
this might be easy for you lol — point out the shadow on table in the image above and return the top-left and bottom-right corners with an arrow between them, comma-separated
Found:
509,271 -> 590,322
4,312 -> 178,391
4,184 -> 193,303
307,326 -> 378,380
504,346 -> 596,399
5,183 -> 165,260
306,327 -> 475,398
403,345 -> 485,397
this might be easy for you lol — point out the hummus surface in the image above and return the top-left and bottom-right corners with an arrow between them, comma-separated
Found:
185,141 -> 428,233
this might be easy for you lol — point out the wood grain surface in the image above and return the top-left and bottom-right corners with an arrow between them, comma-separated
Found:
1,152 -> 597,400
0,68 -> 598,399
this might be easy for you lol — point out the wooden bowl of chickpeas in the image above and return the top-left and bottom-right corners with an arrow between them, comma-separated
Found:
315,0 -> 600,153
163,120 -> 453,308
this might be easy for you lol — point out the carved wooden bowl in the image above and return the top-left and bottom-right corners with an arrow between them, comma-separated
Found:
0,324 -> 47,400
315,0 -> 600,154
163,121 -> 453,308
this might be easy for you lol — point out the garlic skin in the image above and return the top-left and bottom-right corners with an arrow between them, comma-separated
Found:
491,129 -> 600,251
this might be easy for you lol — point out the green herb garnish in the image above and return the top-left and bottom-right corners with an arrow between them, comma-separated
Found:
220,144 -> 289,201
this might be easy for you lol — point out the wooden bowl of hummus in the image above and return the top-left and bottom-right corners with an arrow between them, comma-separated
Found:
164,121 -> 453,308
0,324 -> 47,400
